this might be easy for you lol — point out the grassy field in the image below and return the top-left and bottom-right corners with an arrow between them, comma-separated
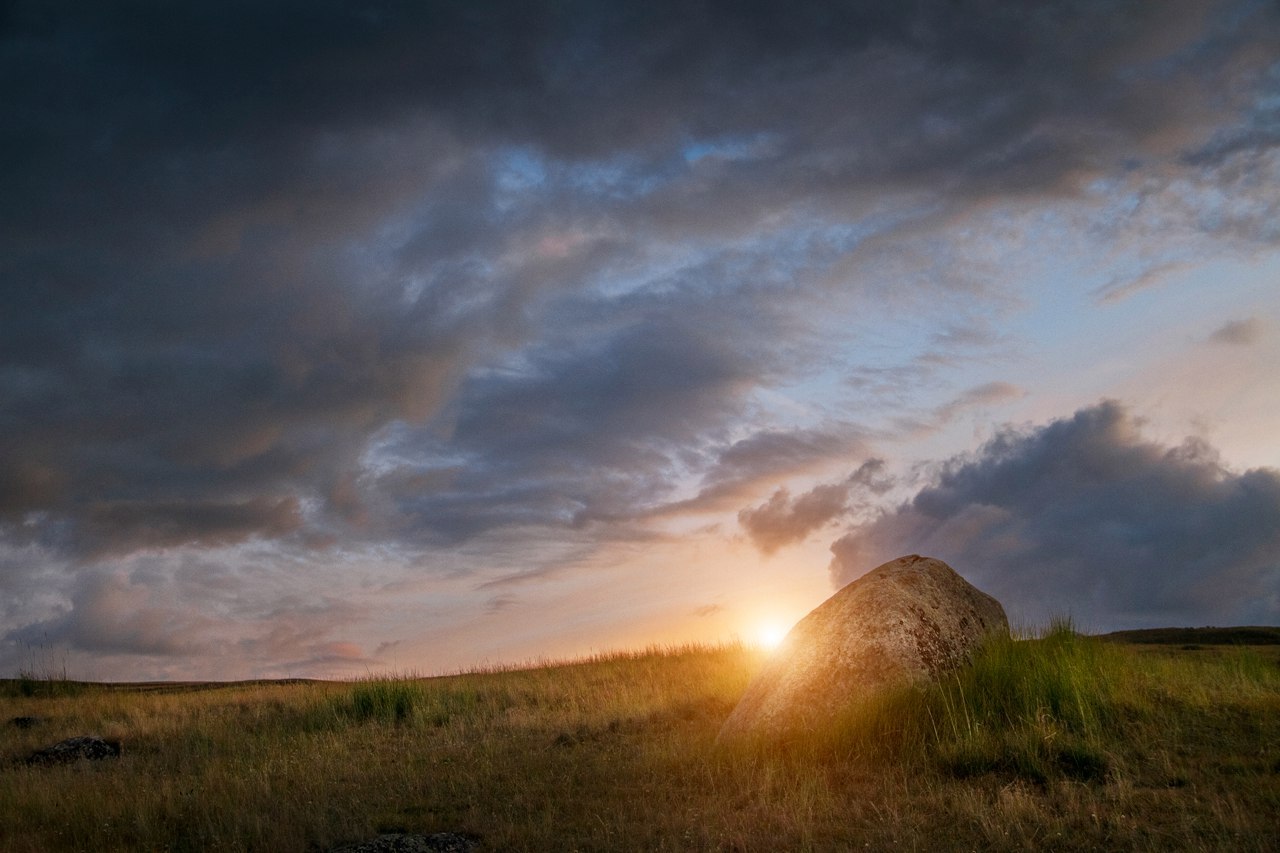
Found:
2,627 -> 1279,852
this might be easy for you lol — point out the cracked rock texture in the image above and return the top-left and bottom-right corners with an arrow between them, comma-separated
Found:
718,555 -> 1008,743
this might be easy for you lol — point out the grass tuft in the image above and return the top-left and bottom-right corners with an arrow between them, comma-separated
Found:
4,641 -> 83,699
340,679 -> 423,723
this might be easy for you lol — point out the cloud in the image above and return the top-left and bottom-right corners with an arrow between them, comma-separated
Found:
933,382 -> 1026,422
3,0 -> 1276,565
829,401 -> 1280,629
883,381 -> 1028,444
0,550 -> 384,679
486,594 -> 519,614
1207,317 -> 1264,345
739,459 -> 893,554
664,425 -> 872,518
1,2 -> 1278,676
370,293 -> 770,543
77,497 -> 303,557
7,571 -> 214,658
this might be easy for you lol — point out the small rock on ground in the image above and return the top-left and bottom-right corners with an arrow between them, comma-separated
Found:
8,716 -> 42,729
328,832 -> 478,852
26,735 -> 122,765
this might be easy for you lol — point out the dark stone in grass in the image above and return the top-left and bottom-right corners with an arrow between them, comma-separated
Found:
943,743 -> 1109,784
718,555 -> 1008,743
26,735 -> 122,765
1054,745 -> 1109,782
8,716 -> 42,729
328,833 -> 478,852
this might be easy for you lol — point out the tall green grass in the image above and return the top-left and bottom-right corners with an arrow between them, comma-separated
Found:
811,620 -> 1127,782
929,619 -> 1118,781
339,679 -> 424,723
328,678 -> 505,728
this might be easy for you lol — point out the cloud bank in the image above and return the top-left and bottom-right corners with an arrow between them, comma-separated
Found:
830,402 -> 1280,630
4,0 -> 1277,561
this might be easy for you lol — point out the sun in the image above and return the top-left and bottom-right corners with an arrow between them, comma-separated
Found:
755,622 -> 789,651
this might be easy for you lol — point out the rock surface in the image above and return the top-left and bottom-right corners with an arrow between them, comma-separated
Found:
26,735 -> 122,765
328,833 -> 478,852
718,554 -> 1007,742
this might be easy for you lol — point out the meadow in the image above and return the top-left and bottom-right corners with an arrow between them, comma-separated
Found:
2,626 -> 1279,851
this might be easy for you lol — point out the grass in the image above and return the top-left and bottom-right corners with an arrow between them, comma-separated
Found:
10,642 -> 82,699
2,632 -> 1279,851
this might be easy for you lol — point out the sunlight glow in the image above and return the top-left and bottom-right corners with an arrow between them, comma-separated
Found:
756,622 -> 789,650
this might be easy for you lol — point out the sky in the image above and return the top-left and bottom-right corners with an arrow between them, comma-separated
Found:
2,0 -> 1278,681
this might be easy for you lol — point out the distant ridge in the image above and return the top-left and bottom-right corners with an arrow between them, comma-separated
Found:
1,678 -> 324,694
1099,626 -> 1280,645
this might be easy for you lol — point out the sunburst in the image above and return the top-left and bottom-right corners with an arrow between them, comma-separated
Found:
755,622 -> 789,650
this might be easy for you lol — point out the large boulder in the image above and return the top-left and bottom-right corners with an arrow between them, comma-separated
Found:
718,554 -> 1007,743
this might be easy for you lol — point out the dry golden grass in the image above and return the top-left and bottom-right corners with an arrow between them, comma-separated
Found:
2,634 -> 1278,851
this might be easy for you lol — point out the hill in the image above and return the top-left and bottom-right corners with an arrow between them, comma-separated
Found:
3,632 -> 1279,851
1099,625 -> 1280,645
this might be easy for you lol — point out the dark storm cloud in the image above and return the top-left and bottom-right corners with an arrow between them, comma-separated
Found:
739,459 -> 893,554
742,379 -> 1018,550
1,0 -> 1278,569
661,424 -> 873,518
371,290 -> 781,543
830,401 -> 1280,629
77,497 -> 303,557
